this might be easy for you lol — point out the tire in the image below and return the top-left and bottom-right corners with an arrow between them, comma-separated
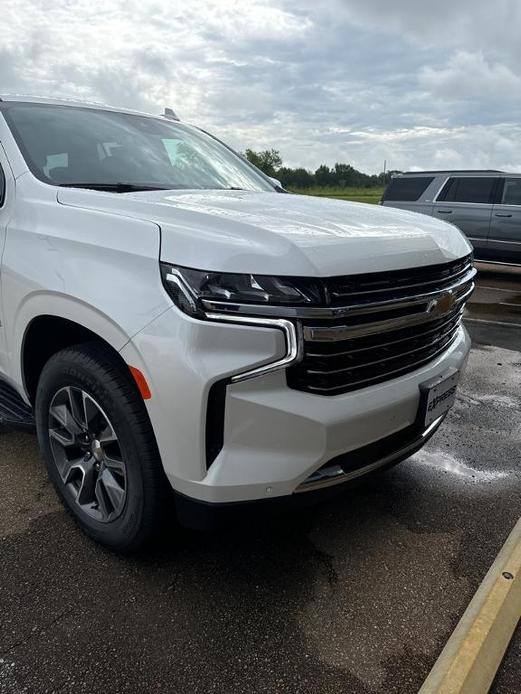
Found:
35,342 -> 170,553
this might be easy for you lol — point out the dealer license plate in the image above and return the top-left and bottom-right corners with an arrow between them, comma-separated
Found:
420,368 -> 460,427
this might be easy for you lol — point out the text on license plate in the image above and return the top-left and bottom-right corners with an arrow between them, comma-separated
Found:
421,369 -> 460,427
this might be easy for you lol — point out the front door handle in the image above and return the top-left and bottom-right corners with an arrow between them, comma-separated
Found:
495,213 -> 512,218
437,209 -> 452,214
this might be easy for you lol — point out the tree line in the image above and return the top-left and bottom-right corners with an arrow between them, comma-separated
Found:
244,149 -> 401,188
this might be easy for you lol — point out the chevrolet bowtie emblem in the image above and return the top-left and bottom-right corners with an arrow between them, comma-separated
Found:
428,291 -> 456,315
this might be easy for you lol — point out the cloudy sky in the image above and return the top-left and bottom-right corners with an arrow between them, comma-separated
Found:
2,0 -> 520,174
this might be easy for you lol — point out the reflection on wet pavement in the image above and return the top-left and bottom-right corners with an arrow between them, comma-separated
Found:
413,448 -> 512,482
466,263 -> 521,326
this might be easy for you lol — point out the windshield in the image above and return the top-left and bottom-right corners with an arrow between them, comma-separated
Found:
2,103 -> 274,193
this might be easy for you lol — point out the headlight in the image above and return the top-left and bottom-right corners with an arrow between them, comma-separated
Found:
160,263 -> 322,317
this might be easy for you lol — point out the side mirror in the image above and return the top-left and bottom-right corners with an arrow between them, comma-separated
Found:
268,176 -> 282,189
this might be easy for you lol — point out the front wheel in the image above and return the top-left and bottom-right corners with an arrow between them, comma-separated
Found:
35,343 -> 170,552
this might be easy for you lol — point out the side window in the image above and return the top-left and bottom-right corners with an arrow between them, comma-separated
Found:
0,164 -> 5,207
162,138 -> 183,165
501,178 -> 521,206
161,138 -> 206,171
383,176 -> 434,202
438,177 -> 497,204
160,137 -> 218,189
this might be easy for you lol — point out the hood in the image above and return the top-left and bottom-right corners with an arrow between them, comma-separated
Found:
57,188 -> 472,276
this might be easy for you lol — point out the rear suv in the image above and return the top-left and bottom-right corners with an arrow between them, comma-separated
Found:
0,97 -> 474,551
382,170 -> 521,264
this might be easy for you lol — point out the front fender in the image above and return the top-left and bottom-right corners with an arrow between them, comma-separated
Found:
2,190 -> 171,396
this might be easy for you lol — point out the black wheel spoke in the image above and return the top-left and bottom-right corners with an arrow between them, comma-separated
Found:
104,456 -> 126,476
49,387 -> 84,440
94,476 -> 112,518
98,421 -> 118,445
49,426 -> 76,448
76,460 -> 97,505
57,454 -> 87,485
97,468 -> 125,513
68,387 -> 88,429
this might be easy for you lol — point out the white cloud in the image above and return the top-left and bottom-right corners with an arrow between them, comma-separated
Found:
328,0 -> 521,61
0,0 -> 520,174
420,52 -> 521,102
342,124 -> 521,173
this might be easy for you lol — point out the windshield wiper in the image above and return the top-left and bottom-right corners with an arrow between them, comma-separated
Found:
58,183 -> 174,193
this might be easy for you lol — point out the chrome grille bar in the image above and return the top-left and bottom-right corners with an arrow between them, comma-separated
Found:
287,255 -> 475,396
302,331 -> 460,394
303,283 -> 472,342
305,309 -> 463,358
306,323 -> 461,376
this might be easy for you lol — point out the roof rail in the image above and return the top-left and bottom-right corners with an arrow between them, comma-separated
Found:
163,107 -> 180,121
402,169 -> 503,175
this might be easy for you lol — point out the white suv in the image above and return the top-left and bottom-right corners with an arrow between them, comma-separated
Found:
0,96 -> 474,551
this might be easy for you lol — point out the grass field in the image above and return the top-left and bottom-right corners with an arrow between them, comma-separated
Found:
287,186 -> 384,204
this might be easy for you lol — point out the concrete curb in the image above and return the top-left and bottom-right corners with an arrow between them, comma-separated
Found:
419,518 -> 521,694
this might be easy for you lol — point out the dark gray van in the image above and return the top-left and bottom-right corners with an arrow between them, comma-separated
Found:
382,170 -> 521,264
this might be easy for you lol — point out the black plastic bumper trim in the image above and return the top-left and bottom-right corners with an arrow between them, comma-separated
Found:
205,380 -> 227,469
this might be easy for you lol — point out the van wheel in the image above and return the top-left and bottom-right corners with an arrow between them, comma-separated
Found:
35,342 -> 169,553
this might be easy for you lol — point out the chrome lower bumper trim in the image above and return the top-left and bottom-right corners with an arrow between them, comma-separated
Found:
296,414 -> 445,493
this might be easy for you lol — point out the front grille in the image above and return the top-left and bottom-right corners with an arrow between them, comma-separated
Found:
287,255 -> 475,396
324,254 -> 472,306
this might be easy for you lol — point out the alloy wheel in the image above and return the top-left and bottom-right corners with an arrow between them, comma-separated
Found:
48,386 -> 127,523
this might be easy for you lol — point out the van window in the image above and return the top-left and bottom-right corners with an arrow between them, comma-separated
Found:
0,165 -> 5,206
437,177 -> 496,204
383,176 -> 434,202
43,153 -> 68,178
501,178 -> 521,206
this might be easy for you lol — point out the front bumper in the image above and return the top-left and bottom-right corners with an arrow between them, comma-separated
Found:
173,411 -> 446,530
121,307 -> 471,505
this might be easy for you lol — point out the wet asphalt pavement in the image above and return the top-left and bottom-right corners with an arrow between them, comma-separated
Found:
1,263 -> 520,694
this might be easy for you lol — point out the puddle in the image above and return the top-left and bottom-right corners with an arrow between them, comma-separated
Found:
412,448 -> 513,482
